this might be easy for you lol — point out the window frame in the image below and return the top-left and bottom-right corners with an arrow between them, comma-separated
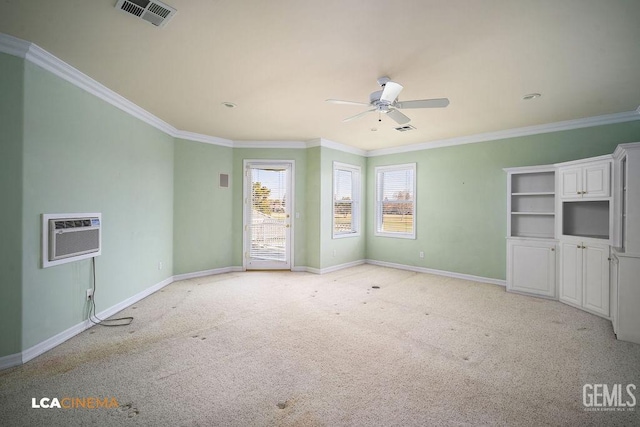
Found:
374,163 -> 417,239
332,161 -> 361,239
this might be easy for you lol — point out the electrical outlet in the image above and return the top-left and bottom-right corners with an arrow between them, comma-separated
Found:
332,249 -> 337,257
419,251 -> 425,259
158,261 -> 163,270
86,289 -> 93,301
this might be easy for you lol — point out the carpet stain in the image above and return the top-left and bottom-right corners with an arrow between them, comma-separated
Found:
118,402 -> 140,418
577,327 -> 589,331
277,401 -> 287,409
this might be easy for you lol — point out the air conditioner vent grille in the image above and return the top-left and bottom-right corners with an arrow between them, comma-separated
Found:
115,0 -> 176,27
121,1 -> 144,17
148,2 -> 171,18
394,125 -> 417,132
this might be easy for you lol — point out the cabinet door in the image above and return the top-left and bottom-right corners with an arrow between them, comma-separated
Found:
560,167 -> 582,199
559,242 -> 583,306
582,244 -> 610,316
507,240 -> 556,297
610,255 -> 619,334
583,162 -> 610,198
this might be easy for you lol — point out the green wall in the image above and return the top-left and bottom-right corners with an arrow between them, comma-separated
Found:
366,121 -> 640,280
319,147 -> 367,270
306,147 -> 322,269
173,139 -> 233,274
21,61 -> 175,349
0,53 -> 24,357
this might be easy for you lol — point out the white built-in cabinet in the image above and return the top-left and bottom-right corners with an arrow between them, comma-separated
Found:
609,143 -> 640,344
505,166 -> 557,297
559,159 -> 610,199
558,240 -> 609,317
507,239 -> 556,297
506,144 -> 640,344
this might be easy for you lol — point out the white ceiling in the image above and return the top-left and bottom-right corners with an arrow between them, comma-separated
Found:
1,0 -> 639,150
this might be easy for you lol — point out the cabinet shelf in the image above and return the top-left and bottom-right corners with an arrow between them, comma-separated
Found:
512,192 -> 555,196
511,212 -> 555,216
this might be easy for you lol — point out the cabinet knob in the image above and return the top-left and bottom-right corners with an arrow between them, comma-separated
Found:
577,245 -> 581,248
608,257 -> 612,261
551,248 -> 555,251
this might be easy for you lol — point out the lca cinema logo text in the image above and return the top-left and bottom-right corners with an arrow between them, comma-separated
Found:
583,384 -> 636,411
31,397 -> 119,409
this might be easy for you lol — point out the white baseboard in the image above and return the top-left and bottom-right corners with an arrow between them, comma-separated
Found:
364,259 -> 506,287
173,266 -> 242,281
20,275 -> 175,365
0,352 -> 22,371
291,260 -> 365,274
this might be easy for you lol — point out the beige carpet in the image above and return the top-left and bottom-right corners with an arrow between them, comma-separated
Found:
1,265 -> 639,426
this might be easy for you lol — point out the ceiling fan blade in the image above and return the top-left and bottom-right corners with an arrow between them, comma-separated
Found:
343,108 -> 376,122
387,109 -> 411,125
380,81 -> 403,103
395,98 -> 450,109
326,99 -> 371,106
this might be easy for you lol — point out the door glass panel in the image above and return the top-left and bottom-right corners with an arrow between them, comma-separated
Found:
249,167 -> 288,262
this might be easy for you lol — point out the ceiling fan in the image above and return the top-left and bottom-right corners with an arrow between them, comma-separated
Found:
326,76 -> 449,125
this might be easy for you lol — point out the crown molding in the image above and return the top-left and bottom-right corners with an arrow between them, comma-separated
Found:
233,140 -> 307,149
306,138 -> 367,156
173,130 -> 233,147
366,108 -> 640,157
0,32 -> 30,58
3,33 -> 639,158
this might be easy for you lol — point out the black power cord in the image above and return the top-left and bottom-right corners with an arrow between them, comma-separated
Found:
88,257 -> 133,327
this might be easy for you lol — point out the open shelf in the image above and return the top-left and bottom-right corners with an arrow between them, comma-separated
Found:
508,169 -> 556,239
511,172 -> 555,194
511,212 -> 555,216
512,192 -> 555,196
562,200 -> 610,240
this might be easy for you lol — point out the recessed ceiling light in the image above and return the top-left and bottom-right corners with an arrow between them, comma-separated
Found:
221,102 -> 237,108
522,93 -> 541,101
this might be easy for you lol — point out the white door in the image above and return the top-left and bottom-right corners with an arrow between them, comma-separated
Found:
560,167 -> 582,199
243,161 -> 293,270
583,162 -> 610,198
507,239 -> 556,298
559,241 -> 583,306
582,243 -> 610,316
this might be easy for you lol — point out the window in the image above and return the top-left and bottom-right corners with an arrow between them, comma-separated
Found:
375,163 -> 416,239
333,162 -> 361,238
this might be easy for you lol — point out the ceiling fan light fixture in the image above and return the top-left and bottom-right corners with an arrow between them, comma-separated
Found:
522,93 -> 542,101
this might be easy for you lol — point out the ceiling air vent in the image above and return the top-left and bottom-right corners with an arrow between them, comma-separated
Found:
115,0 -> 176,27
394,125 -> 416,132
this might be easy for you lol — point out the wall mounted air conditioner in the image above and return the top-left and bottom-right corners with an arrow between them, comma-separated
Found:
42,213 -> 102,268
